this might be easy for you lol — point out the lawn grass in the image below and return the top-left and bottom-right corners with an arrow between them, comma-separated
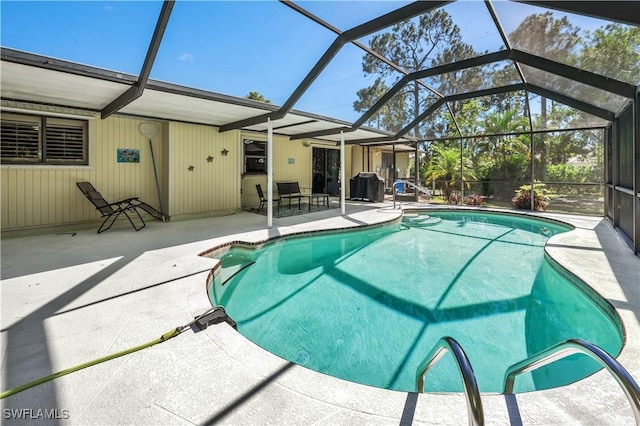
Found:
428,195 -> 604,216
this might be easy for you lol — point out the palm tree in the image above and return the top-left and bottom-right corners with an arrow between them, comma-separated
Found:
481,110 -> 529,179
425,145 -> 476,202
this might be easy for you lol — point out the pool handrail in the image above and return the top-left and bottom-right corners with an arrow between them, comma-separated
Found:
416,336 -> 484,426
503,338 -> 640,423
392,179 -> 432,209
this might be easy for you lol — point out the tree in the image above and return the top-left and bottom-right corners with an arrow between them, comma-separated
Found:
354,78 -> 407,132
508,12 -> 581,63
508,12 -> 581,180
482,110 -> 529,179
245,91 -> 271,103
579,23 -> 640,84
425,145 -> 476,201
354,10 -> 479,139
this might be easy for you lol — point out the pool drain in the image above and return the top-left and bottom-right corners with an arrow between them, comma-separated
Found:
295,350 -> 310,364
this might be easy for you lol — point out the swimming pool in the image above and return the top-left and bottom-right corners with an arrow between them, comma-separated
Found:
208,210 -> 623,393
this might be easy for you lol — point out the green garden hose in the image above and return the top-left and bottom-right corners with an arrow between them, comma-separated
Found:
0,327 -> 184,399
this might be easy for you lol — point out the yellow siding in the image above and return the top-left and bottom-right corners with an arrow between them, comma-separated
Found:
1,115 -> 165,230
1,165 -> 95,229
351,148 -> 411,177
242,175 -> 269,210
396,153 -> 412,179
1,109 -> 368,231
93,116 -> 165,207
350,145 -> 373,176
166,122 -> 241,217
240,134 -> 350,209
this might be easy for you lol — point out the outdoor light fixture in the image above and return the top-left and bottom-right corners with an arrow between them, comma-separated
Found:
138,122 -> 158,140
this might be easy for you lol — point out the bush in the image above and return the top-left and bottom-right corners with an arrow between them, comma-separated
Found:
447,193 -> 461,204
512,184 -> 550,211
465,194 -> 484,206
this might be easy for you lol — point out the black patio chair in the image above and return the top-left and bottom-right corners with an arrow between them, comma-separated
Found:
256,184 -> 281,214
77,182 -> 164,233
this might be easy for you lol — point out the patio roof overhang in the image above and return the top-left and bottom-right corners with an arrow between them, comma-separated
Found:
0,48 -> 416,145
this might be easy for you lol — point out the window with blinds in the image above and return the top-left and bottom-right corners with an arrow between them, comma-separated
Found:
1,112 -> 88,165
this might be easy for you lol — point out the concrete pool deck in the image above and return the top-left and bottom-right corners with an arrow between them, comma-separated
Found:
1,201 -> 639,425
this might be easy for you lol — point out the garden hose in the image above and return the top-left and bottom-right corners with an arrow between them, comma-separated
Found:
1,326 -> 187,400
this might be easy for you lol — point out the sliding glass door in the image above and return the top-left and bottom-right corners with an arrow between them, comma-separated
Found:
312,147 -> 340,195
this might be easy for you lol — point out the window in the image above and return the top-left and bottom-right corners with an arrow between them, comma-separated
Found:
1,112 -> 88,165
243,139 -> 267,174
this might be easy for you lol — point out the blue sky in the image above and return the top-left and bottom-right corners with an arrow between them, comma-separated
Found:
1,1 -> 612,123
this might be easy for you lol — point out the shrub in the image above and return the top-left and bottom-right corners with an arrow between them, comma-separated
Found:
512,184 -> 550,211
447,193 -> 461,204
465,194 -> 484,206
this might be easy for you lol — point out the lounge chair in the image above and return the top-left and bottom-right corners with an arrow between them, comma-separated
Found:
256,184 -> 281,214
77,182 -> 164,233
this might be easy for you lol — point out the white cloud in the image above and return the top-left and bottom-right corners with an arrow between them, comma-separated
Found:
177,53 -> 195,63
104,5 -> 115,12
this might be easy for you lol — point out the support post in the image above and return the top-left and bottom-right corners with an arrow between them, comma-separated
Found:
525,90 -> 536,212
268,118 -> 273,228
341,131 -> 346,215
393,143 -> 397,209
634,90 -> 639,254
415,142 -> 420,202
460,138 -> 464,202
530,132 -> 535,211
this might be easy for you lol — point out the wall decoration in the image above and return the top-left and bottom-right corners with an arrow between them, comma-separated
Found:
288,158 -> 295,164
221,148 -> 229,156
117,149 -> 140,163
188,165 -> 194,171
207,155 -> 214,163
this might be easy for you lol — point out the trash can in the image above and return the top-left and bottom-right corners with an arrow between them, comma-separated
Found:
394,180 -> 404,194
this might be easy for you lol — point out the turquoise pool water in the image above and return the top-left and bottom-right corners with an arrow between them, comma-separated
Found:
208,211 -> 623,393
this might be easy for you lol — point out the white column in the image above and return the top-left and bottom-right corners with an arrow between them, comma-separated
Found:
267,118 -> 273,228
341,131 -> 346,215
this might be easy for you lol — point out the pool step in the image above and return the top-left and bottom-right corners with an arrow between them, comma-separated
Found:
221,261 -> 256,285
402,214 -> 442,226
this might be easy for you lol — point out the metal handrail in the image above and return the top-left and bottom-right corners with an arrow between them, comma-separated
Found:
396,179 -> 432,198
393,179 -> 432,209
416,336 -> 484,426
503,338 -> 640,423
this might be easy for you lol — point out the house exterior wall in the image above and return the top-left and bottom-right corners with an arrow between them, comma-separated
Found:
395,153 -> 412,179
166,122 -> 241,219
349,146 -> 365,177
1,111 -> 358,231
348,146 -> 412,183
240,133 -> 349,209
1,114 -> 167,230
